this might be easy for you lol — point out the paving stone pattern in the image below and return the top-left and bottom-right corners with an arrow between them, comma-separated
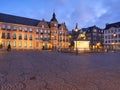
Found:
0,50 -> 120,90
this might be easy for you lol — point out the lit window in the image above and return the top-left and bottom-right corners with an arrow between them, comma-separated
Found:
40,30 -> 43,33
18,41 -> 22,47
24,42 -> 27,47
40,35 -> 43,39
44,30 -> 47,34
13,41 -> 16,47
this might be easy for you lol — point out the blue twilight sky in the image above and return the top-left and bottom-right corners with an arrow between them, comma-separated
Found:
0,0 -> 120,30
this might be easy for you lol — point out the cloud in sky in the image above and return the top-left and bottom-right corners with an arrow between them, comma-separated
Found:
0,0 -> 120,30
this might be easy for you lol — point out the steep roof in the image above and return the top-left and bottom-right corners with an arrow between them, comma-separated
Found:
50,12 -> 58,22
0,13 -> 40,26
105,22 -> 120,29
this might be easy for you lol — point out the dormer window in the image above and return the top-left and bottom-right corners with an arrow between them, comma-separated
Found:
42,25 -> 44,29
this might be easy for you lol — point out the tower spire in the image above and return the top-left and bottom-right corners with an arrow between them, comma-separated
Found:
50,12 -> 58,22
74,23 -> 78,32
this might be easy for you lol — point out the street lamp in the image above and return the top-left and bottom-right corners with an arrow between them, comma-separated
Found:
113,32 -> 117,51
74,23 -> 78,55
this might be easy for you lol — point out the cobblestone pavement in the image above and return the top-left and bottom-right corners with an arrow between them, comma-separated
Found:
0,50 -> 120,90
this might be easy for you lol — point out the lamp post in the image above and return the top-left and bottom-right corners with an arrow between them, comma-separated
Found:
74,23 -> 78,55
113,32 -> 117,52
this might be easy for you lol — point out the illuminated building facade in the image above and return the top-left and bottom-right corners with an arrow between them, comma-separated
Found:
0,13 -> 69,50
104,22 -> 120,50
85,26 -> 103,50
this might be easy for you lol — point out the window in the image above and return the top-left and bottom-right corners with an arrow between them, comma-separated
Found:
29,35 -> 32,40
44,35 -> 47,39
24,42 -> 27,47
13,26 -> 17,30
48,30 -> 50,34
18,41 -> 22,47
40,30 -> 43,33
93,29 -> 97,32
19,26 -> 22,31
12,33 -> 16,39
54,23 -> 57,27
7,33 -> 10,39
36,35 -> 39,40
44,30 -> 46,34
1,32 -> 5,38
13,41 -> 16,47
29,28 -> 33,32
24,27 -> 28,32
36,29 -> 39,34
54,30 -> 57,34
1,24 -> 6,29
42,25 -> 44,28
7,25 -> 11,30
18,34 -> 22,40
40,35 -> 43,39
59,32 -> 62,35
24,34 -> 27,40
